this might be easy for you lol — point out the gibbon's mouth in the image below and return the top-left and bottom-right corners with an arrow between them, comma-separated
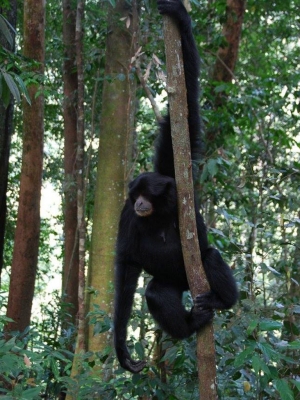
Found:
135,208 -> 153,217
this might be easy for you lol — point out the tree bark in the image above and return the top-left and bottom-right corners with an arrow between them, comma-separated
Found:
5,0 -> 45,333
86,0 -> 139,355
212,0 -> 246,84
75,0 -> 86,356
0,0 -> 17,278
163,14 -> 217,400
207,0 -> 246,143
62,0 -> 79,328
65,1 -> 85,394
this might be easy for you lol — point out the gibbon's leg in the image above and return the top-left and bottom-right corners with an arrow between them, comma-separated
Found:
145,278 -> 213,339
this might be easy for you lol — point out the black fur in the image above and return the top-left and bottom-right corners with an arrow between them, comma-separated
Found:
114,0 -> 238,374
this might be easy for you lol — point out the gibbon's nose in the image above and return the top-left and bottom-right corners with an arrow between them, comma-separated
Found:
136,199 -> 144,208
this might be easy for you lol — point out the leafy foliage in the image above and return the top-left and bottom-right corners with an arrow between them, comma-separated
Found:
0,55 -> 32,107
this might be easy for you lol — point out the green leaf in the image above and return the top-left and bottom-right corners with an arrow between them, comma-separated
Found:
0,354 -> 18,369
0,336 -> 17,350
0,74 -> 11,107
252,354 -> 270,376
51,358 -> 59,379
259,319 -> 282,331
207,158 -> 218,177
233,346 -> 254,367
200,163 -> 209,183
214,83 -> 229,93
14,75 -> 31,105
268,366 -> 279,379
0,15 -> 13,48
161,346 -> 177,363
291,379 -> 300,391
274,379 -> 294,400
21,387 -> 41,399
252,354 -> 260,374
1,71 -> 21,102
246,319 -> 258,335
287,340 -> 300,350
134,342 -> 144,359
0,315 -> 14,323
261,263 -> 281,275
258,342 -> 276,361
51,350 -> 69,362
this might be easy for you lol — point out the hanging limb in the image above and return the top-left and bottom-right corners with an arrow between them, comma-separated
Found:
162,11 -> 218,400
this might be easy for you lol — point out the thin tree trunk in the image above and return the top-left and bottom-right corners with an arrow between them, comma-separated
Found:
62,0 -> 79,328
86,0 -> 139,357
65,1 -> 85,396
5,0 -> 45,333
0,0 -> 17,278
211,0 -> 246,83
207,0 -> 246,143
75,0 -> 86,356
163,14 -> 217,400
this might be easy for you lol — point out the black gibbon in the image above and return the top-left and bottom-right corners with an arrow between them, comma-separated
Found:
114,0 -> 238,373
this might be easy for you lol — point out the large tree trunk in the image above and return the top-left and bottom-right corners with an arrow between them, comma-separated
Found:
5,0 -> 45,333
0,0 -> 17,278
86,0 -> 139,355
62,0 -> 79,328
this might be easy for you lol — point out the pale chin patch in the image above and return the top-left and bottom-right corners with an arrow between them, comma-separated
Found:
135,209 -> 153,217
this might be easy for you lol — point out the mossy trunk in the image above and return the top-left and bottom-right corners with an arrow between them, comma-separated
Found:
86,0 -> 139,356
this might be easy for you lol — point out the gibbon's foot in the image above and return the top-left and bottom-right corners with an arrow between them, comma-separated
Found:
194,292 -> 213,310
192,294 -> 214,326
195,290 -> 236,310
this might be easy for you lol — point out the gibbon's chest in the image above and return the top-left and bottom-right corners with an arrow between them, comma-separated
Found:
134,221 -> 186,280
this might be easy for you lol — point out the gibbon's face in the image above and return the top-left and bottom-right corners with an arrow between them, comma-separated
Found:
133,195 -> 153,217
128,172 -> 177,218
